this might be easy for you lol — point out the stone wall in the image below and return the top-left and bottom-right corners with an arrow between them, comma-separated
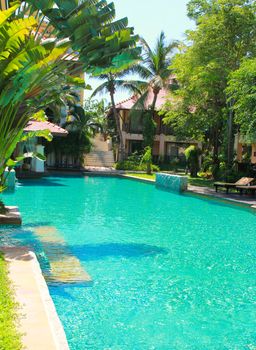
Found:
156,173 -> 188,193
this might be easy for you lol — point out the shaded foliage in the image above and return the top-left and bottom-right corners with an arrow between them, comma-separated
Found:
162,0 -> 256,174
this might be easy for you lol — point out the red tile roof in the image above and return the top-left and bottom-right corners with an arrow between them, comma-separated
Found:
115,88 -> 171,111
24,121 -> 68,137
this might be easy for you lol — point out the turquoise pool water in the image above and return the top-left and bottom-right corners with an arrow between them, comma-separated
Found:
1,176 -> 256,349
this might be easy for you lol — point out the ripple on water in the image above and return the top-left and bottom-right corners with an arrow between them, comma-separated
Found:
1,176 -> 256,350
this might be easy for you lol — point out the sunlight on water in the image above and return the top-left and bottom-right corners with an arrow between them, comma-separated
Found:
1,176 -> 256,350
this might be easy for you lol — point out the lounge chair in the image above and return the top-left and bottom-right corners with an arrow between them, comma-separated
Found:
236,185 -> 256,196
214,177 -> 254,194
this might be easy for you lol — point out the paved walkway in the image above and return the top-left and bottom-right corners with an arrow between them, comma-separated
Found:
123,174 -> 256,208
188,185 -> 256,207
2,247 -> 69,350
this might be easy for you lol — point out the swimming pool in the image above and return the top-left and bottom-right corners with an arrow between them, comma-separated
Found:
1,176 -> 256,349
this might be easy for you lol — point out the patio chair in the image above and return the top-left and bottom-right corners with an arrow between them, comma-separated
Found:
236,185 -> 256,196
214,177 -> 254,194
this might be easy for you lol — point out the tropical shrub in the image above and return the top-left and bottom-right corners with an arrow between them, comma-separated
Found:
142,112 -> 157,148
198,171 -> 213,179
115,161 -> 160,172
0,5 -> 64,188
116,151 -> 160,172
45,130 -> 91,165
185,145 -> 200,177
141,146 -> 153,175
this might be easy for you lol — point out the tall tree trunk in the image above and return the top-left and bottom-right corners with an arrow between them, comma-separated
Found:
212,126 -> 220,179
145,90 -> 159,148
151,91 -> 159,113
227,100 -> 234,169
109,90 -> 125,162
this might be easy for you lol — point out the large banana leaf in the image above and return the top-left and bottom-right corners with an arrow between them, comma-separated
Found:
0,0 -> 140,190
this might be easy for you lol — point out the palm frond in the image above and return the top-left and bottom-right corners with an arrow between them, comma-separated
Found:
91,81 -> 110,97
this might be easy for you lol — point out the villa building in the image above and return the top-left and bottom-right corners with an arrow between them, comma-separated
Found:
235,133 -> 256,168
15,121 -> 68,175
111,89 -> 199,164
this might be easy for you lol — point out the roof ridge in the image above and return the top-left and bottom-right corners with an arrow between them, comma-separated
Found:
115,94 -> 137,107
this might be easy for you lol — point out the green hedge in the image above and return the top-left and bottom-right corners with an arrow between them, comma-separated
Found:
115,160 -> 160,172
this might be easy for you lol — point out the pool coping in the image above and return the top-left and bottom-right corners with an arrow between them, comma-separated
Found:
2,247 -> 69,350
0,206 -> 22,225
120,174 -> 256,210
16,172 -> 256,210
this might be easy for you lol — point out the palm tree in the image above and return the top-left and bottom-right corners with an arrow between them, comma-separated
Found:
64,103 -> 102,139
92,33 -> 176,160
91,70 -> 143,161
135,32 -> 177,110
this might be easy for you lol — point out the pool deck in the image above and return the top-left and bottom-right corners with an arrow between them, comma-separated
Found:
2,247 -> 69,350
122,174 -> 256,208
188,185 -> 256,208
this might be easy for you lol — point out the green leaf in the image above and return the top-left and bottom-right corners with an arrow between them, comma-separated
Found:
21,130 -> 53,142
0,3 -> 20,26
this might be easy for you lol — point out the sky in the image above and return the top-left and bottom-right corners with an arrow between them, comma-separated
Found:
85,0 -> 194,103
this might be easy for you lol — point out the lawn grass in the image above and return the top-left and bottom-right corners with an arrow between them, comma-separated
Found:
0,253 -> 22,350
188,177 -> 215,188
125,172 -> 215,188
126,173 -> 156,180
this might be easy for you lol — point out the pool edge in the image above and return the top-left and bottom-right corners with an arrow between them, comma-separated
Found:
2,247 -> 70,350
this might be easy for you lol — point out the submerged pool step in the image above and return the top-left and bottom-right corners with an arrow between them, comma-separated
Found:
34,226 -> 92,284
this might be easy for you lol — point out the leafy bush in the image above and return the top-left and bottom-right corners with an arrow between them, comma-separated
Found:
201,153 -> 214,172
116,151 -> 160,172
169,157 -> 180,172
45,130 -> 91,162
126,151 -> 143,164
141,146 -> 153,174
198,171 -> 213,179
185,145 -> 200,177
116,161 -> 160,172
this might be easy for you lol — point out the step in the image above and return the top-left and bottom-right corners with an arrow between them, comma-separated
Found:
85,164 -> 114,167
86,154 -> 114,158
88,151 -> 113,155
85,159 -> 114,163
85,163 -> 114,167
86,157 -> 114,161
34,226 -> 92,284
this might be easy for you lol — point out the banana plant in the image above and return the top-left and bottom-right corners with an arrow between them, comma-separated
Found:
1,0 -> 140,74
0,0 -> 141,190
0,4 -> 73,190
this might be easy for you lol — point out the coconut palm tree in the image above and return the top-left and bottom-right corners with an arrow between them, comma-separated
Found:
134,32 -> 177,112
124,32 -> 178,149
91,69 -> 144,161
92,32 -> 177,160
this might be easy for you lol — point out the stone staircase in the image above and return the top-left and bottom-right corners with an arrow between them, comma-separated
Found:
84,134 -> 115,168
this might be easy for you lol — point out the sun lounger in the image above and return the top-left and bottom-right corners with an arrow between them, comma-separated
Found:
214,177 -> 254,194
236,185 -> 256,196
